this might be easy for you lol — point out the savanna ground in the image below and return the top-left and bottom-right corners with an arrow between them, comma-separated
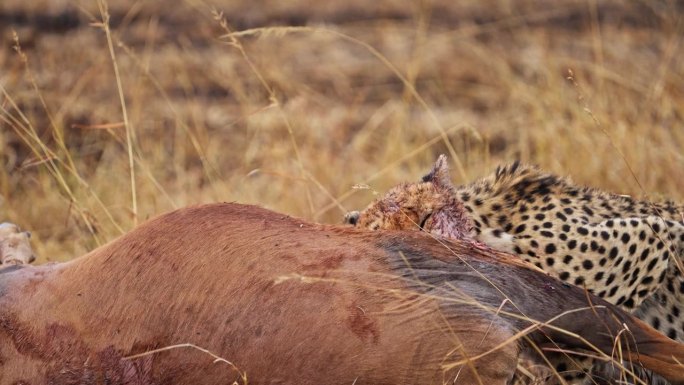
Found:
0,0 -> 683,263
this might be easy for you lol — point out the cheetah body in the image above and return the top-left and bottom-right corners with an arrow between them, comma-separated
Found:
459,162 -> 683,324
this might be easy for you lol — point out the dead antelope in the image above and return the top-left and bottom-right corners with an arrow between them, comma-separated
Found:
0,203 -> 682,384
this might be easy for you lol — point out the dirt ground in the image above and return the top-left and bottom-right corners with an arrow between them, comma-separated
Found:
0,0 -> 683,261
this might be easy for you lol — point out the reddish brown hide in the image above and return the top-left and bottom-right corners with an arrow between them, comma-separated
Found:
0,203 -> 682,385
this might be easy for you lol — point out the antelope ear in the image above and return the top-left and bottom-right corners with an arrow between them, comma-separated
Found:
421,155 -> 452,188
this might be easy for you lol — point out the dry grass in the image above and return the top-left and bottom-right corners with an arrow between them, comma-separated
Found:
1,0 -> 683,263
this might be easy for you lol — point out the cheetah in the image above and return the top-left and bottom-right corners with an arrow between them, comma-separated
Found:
0,222 -> 35,266
345,156 -> 684,384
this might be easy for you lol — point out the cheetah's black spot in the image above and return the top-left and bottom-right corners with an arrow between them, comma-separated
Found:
609,247 -> 618,259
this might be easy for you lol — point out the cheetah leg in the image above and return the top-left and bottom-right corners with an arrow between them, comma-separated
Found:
633,264 -> 684,342
475,228 -> 518,254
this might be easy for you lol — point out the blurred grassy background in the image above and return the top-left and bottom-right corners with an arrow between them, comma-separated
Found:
0,0 -> 682,262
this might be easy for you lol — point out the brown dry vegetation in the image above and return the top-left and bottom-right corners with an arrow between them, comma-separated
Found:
0,0 -> 682,262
